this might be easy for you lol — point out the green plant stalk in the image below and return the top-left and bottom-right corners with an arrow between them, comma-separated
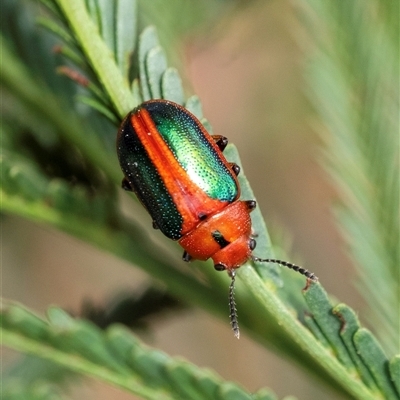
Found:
1,329 -> 173,400
55,0 -> 134,117
238,266 -> 378,400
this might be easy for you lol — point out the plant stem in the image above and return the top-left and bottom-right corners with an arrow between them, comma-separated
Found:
55,0 -> 134,117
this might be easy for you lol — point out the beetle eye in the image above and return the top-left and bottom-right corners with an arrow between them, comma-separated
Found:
249,239 -> 257,250
214,263 -> 226,271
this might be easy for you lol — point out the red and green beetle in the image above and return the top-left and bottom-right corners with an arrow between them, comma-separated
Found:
117,99 -> 317,338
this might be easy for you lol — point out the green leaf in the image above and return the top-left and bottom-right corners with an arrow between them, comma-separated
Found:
166,360 -> 213,400
138,25 -> 159,101
303,284 -> 355,370
353,329 -> 398,400
84,0 -> 100,28
332,304 -> 378,391
131,77 -> 143,105
36,16 -> 75,45
145,45 -> 168,99
1,302 -> 280,400
3,382 -> 63,400
252,388 -> 279,400
185,95 -> 203,119
115,0 -> 137,78
77,94 -> 120,123
303,314 -> 331,348
389,356 -> 400,396
53,43 -> 85,67
161,67 -> 184,104
96,0 -> 116,54
301,0 -> 399,355
217,383 -> 253,400
2,304 -> 48,340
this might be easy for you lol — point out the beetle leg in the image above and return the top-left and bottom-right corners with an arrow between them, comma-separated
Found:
230,163 -> 240,176
212,135 -> 228,152
182,251 -> 192,262
250,229 -> 259,238
244,200 -> 257,211
121,177 -> 133,191
198,212 -> 207,221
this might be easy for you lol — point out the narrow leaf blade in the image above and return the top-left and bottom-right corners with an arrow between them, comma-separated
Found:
353,328 -> 398,400
115,0 -> 137,78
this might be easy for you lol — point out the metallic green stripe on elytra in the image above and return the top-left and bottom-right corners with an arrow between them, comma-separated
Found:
142,101 -> 238,202
117,117 -> 184,240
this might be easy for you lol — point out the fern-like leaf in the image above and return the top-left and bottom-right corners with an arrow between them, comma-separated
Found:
300,0 -> 399,355
1,302 -> 280,400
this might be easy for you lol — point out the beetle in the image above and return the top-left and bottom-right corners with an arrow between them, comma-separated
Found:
117,99 -> 317,338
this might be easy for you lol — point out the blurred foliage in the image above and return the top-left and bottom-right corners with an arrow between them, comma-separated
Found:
300,0 -> 399,355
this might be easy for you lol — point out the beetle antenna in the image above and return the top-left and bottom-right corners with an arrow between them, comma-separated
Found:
228,270 -> 240,339
252,257 -> 318,282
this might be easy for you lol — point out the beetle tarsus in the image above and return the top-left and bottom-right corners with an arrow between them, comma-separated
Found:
230,163 -> 240,176
212,135 -> 228,151
121,177 -> 133,191
245,200 -> 257,211
182,251 -> 192,262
